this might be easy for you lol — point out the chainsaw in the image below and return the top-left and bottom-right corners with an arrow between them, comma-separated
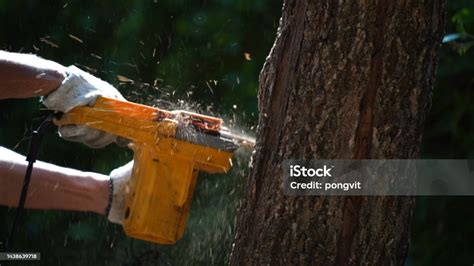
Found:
54,96 -> 254,244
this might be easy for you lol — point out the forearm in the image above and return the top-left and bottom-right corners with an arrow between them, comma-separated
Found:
0,147 -> 109,215
0,50 -> 67,99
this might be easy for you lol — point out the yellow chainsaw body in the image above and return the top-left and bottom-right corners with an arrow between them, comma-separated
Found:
55,97 -> 234,244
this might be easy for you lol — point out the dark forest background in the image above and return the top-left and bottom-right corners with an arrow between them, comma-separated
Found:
0,0 -> 473,265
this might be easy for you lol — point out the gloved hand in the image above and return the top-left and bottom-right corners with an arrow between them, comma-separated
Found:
107,161 -> 133,224
43,65 -> 126,148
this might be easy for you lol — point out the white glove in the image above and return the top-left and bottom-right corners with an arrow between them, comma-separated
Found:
107,161 -> 133,224
43,65 -> 126,148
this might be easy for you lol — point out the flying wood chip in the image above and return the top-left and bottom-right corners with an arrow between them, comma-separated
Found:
68,34 -> 83,43
117,75 -> 134,83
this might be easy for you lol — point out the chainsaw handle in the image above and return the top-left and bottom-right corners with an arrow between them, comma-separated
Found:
53,97 -> 177,143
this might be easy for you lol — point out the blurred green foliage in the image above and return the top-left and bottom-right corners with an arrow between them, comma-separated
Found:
0,0 -> 279,265
0,0 -> 473,265
443,1 -> 474,54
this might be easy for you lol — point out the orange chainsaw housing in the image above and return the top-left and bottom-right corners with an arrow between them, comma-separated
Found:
55,97 -> 234,244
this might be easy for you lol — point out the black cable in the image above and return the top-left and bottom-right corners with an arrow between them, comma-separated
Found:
5,114 -> 54,253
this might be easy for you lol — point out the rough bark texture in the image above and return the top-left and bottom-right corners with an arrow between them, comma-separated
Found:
230,0 -> 445,265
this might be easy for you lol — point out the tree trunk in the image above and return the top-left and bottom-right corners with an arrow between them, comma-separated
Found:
230,0 -> 445,265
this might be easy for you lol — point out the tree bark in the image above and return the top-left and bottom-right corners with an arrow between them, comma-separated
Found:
230,0 -> 445,265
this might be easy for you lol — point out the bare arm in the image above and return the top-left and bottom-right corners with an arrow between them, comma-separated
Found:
0,147 -> 109,215
0,50 -> 67,99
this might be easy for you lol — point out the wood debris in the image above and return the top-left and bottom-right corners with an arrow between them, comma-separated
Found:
68,34 -> 83,43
